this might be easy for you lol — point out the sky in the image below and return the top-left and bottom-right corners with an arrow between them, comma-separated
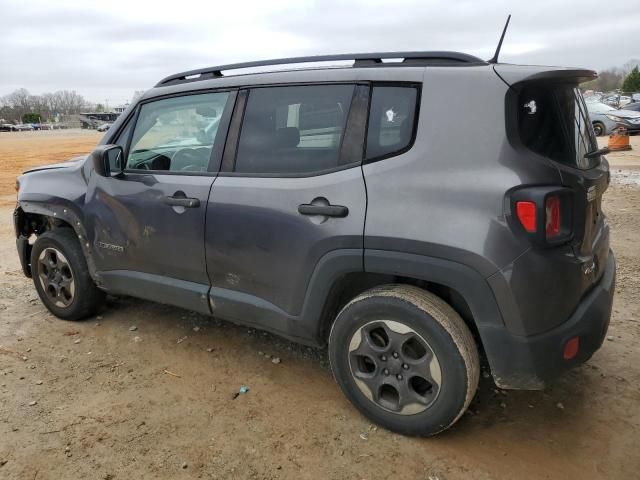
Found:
0,0 -> 638,105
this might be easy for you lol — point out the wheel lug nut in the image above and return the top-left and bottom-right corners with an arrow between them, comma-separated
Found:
392,352 -> 399,358
383,369 -> 389,376
402,364 -> 409,370
396,374 -> 403,380
381,355 -> 387,361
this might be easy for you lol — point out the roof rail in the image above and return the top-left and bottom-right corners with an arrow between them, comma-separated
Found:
155,51 -> 485,87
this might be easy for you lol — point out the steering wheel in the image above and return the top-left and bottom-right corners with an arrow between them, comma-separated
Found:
171,148 -> 206,172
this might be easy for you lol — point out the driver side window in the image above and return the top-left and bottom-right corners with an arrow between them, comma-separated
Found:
126,92 -> 230,172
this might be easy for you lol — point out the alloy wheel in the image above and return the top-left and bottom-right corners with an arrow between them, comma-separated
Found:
348,320 -> 442,415
37,247 -> 75,308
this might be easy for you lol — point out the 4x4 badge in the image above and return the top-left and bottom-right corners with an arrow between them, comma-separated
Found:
587,185 -> 597,202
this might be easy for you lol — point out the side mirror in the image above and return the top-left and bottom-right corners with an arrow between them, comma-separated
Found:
91,145 -> 125,177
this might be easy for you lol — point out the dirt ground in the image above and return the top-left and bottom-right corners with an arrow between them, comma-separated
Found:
0,130 -> 639,479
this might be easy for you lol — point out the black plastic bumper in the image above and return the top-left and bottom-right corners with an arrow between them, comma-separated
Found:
16,236 -> 32,278
485,251 -> 615,389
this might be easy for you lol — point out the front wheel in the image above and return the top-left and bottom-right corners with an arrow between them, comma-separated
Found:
593,122 -> 606,137
30,229 -> 105,320
329,285 -> 480,436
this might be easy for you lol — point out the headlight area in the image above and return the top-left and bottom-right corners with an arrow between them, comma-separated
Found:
605,114 -> 626,123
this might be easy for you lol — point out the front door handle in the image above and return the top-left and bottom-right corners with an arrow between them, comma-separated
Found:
298,203 -> 348,217
163,195 -> 200,208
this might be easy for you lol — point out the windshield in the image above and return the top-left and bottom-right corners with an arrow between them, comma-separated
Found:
518,85 -> 599,169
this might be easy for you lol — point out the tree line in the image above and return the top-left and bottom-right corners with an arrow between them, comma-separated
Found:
0,88 -> 89,123
583,59 -> 640,93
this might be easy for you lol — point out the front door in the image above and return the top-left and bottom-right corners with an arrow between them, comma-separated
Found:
85,90 -> 235,312
205,84 -> 368,330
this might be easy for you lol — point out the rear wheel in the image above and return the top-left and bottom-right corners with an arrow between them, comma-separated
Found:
593,122 -> 605,137
31,229 -> 104,320
329,284 -> 479,436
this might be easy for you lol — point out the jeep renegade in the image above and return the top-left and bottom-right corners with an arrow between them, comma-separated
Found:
14,51 -> 615,436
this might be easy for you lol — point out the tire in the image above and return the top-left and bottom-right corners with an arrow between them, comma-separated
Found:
30,228 -> 105,320
593,122 -> 605,137
328,284 -> 480,436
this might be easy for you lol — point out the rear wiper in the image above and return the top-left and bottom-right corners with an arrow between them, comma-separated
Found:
584,146 -> 610,159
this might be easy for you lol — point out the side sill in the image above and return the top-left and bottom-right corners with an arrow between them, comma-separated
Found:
98,270 -> 211,315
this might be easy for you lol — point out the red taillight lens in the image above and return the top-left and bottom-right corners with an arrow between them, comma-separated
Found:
545,196 -> 561,238
516,201 -> 537,233
563,336 -> 580,360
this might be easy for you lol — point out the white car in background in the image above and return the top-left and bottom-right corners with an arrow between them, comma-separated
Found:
586,101 -> 640,136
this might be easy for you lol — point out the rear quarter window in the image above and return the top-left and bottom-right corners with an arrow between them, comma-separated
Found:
366,86 -> 418,161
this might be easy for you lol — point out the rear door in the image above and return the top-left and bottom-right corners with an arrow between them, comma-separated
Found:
205,84 -> 368,322
86,90 -> 235,312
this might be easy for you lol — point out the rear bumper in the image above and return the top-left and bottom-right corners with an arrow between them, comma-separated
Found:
485,251 -> 615,389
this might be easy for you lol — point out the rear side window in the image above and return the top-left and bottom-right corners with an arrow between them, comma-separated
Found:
235,85 -> 355,175
518,85 -> 598,169
366,86 -> 418,160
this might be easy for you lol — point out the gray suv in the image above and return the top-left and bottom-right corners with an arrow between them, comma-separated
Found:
14,52 -> 616,436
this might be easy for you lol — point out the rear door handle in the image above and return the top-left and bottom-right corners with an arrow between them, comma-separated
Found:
298,203 -> 348,217
163,196 -> 200,208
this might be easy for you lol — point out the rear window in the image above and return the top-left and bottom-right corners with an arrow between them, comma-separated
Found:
518,85 -> 598,169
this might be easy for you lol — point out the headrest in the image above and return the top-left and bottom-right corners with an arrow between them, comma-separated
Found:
275,127 -> 300,148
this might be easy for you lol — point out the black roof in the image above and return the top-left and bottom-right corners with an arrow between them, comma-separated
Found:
156,51 -> 486,87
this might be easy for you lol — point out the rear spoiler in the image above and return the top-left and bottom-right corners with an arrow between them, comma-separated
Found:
493,65 -> 597,87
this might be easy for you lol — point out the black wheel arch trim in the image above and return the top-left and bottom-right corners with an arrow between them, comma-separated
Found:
362,249 -> 520,388
15,199 -> 97,282
363,249 -> 505,330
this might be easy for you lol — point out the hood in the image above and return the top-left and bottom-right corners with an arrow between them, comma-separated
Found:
23,155 -> 87,174
611,109 -> 640,119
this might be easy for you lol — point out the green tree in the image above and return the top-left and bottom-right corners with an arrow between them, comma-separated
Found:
22,112 -> 41,123
622,66 -> 640,92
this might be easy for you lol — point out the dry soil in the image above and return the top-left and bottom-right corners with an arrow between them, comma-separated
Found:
0,130 -> 639,479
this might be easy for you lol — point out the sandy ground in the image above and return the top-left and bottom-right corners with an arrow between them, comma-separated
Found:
0,130 -> 639,479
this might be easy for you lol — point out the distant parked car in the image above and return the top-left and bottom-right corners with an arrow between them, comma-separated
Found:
97,123 -> 113,132
622,102 -> 640,112
619,96 -> 632,107
0,123 -> 17,132
600,94 -> 632,108
14,124 -> 34,131
586,102 -> 640,135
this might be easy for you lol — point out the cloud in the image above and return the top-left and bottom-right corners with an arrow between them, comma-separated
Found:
0,0 -> 638,104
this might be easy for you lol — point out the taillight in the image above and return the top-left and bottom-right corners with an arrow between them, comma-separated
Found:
545,196 -> 561,238
509,187 -> 573,247
516,201 -> 537,233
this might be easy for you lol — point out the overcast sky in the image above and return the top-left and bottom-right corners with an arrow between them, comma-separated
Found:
0,0 -> 638,105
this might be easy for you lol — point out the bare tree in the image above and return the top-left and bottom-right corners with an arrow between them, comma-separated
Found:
0,88 -> 90,122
